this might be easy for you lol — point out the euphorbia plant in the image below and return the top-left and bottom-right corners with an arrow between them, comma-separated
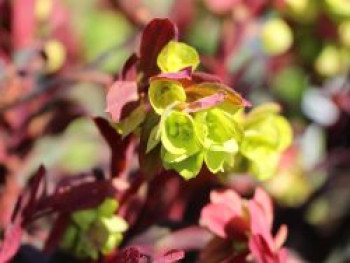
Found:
106,18 -> 292,181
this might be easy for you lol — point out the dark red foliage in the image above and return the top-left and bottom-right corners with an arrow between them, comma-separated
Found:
138,18 -> 178,88
94,117 -> 135,178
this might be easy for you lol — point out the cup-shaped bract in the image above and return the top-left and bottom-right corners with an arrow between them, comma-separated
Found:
161,111 -> 200,156
163,150 -> 204,180
194,108 -> 242,173
157,41 -> 200,73
149,79 -> 186,114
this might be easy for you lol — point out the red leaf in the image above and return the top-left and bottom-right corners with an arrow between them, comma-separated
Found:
139,18 -> 178,87
44,214 -> 70,253
94,117 -> 134,177
105,81 -> 139,122
121,53 -> 139,81
0,221 -> 22,263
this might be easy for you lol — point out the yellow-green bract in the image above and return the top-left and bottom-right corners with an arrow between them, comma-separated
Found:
60,198 -> 128,260
157,41 -> 200,73
149,79 -> 186,114
240,103 -> 293,180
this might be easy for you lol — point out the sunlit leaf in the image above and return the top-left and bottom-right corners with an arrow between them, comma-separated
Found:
157,41 -> 200,73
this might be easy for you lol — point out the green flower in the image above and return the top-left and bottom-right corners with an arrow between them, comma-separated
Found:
240,103 -> 292,180
157,41 -> 200,73
161,111 -> 200,156
60,198 -> 128,260
194,108 -> 242,173
162,149 -> 204,180
148,79 -> 186,115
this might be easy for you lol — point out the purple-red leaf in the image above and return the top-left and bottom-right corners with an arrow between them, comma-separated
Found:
151,67 -> 192,82
105,81 -> 139,122
121,53 -> 139,81
94,117 -> 134,178
139,18 -> 178,87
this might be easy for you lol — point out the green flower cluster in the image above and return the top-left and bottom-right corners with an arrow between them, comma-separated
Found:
60,198 -> 128,260
238,103 -> 293,180
146,41 -> 292,180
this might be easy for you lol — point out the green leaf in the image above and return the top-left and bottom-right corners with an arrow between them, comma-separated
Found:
274,116 -> 293,151
97,198 -> 119,217
148,79 -> 186,114
164,152 -> 204,180
60,225 -> 78,250
194,108 -> 242,150
72,209 -> 97,231
101,233 -> 123,255
115,103 -> 146,137
139,112 -> 163,180
161,111 -> 200,155
157,41 -> 200,73
204,150 -> 232,173
146,124 -> 161,153
98,216 -> 128,234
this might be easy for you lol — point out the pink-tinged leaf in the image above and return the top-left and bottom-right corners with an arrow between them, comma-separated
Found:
0,221 -> 22,263
94,117 -> 134,177
12,0 -> 36,50
274,224 -> 288,250
139,18 -> 178,87
200,190 -> 244,239
200,204 -> 237,239
121,53 -> 139,81
185,82 -> 245,108
156,226 -> 212,252
185,91 -> 226,113
105,81 -> 139,122
151,67 -> 192,81
246,201 -> 275,251
248,234 -> 277,263
252,187 -> 274,230
154,249 -> 185,263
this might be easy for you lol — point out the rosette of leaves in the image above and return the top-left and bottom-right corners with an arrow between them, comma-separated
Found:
60,198 -> 128,260
238,103 -> 293,180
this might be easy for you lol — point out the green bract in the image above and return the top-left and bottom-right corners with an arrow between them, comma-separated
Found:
149,79 -> 186,114
60,198 -> 128,260
194,108 -> 242,173
240,103 -> 292,180
162,149 -> 204,180
161,111 -> 200,156
157,41 -> 200,73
